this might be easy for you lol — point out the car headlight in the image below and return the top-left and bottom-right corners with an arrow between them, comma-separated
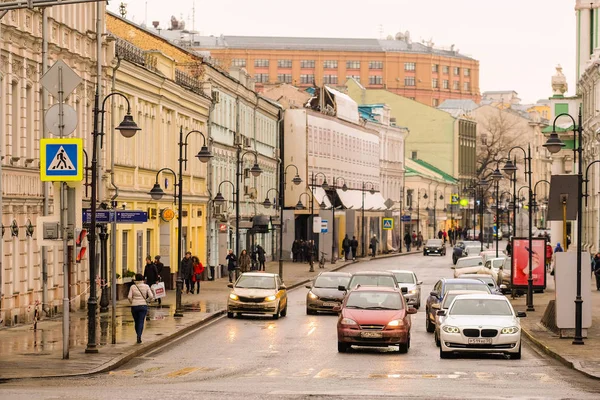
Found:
409,289 -> 418,294
442,325 -> 460,334
265,295 -> 277,302
229,293 -> 239,301
387,319 -> 404,327
340,318 -> 357,326
308,291 -> 319,300
501,326 -> 520,334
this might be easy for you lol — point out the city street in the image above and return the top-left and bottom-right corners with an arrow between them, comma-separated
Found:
1,250 -> 599,399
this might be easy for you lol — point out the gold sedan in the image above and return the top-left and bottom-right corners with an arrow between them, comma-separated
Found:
227,273 -> 287,319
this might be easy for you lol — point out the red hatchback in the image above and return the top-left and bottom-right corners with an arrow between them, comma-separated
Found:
335,286 -> 417,353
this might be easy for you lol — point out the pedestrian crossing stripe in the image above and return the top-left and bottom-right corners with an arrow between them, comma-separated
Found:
382,218 -> 394,230
40,138 -> 83,182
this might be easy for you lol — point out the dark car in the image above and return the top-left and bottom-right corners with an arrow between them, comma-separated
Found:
423,239 -> 446,256
344,271 -> 399,291
452,241 -> 479,264
335,286 -> 417,353
458,274 -> 503,295
424,278 -> 491,333
306,272 -> 352,315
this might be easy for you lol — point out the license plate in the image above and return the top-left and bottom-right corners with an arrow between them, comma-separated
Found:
468,338 -> 492,344
323,302 -> 339,307
361,331 -> 383,338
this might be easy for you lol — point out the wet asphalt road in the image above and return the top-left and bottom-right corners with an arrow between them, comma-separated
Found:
2,251 -> 600,399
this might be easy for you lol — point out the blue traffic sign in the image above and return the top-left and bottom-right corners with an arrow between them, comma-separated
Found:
40,138 -> 83,181
82,210 -> 148,224
401,215 -> 411,222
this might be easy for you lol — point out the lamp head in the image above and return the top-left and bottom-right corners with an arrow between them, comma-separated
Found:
196,146 -> 213,163
423,193 -> 428,199
439,194 -> 444,200
295,200 -> 306,210
116,114 -> 141,138
320,200 -> 327,209
502,159 -> 517,177
491,168 -> 503,181
321,180 -> 329,191
250,163 -> 262,177
149,183 -> 165,200
262,197 -> 272,209
341,183 -> 348,192
213,192 -> 226,204
369,188 -> 376,195
543,132 -> 566,154
292,174 -> 303,186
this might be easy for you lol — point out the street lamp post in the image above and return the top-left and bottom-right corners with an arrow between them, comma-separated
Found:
361,182 -> 377,257
86,91 -> 140,354
544,108 -> 584,345
490,167 -> 504,257
503,144 -> 534,312
477,178 -> 490,252
148,127 -> 212,318
329,177 -> 348,263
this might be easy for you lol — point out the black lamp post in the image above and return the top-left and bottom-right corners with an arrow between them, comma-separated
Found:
309,172 -> 329,247
361,182 -> 377,257
544,107 -> 584,345
490,167 -> 504,257
86,91 -> 140,354
477,178 -> 490,252
432,190 -> 444,237
500,191 -> 512,241
503,144 -> 534,312
148,127 -> 212,318
326,177 -> 348,263
532,180 -> 550,232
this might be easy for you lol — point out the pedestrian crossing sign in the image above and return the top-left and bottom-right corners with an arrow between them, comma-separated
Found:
40,138 -> 83,182
382,218 -> 394,230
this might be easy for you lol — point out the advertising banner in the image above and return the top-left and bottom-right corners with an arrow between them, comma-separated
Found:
511,237 -> 546,289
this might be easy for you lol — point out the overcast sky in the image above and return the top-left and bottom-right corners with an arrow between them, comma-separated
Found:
109,0 -> 576,104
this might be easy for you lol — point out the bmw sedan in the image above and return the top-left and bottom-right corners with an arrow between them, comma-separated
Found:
438,294 -> 526,359
306,272 -> 352,315
227,273 -> 287,319
423,239 -> 446,256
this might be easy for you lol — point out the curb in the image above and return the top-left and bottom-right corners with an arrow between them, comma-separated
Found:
521,327 -> 600,381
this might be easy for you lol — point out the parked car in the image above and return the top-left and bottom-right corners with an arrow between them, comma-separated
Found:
480,251 -> 506,264
452,256 -> 484,277
498,257 -> 512,292
425,278 -> 491,333
344,271 -> 399,291
452,241 -> 480,264
464,244 -> 482,257
438,294 -> 526,359
227,273 -> 287,319
306,272 -> 352,315
389,270 -> 422,309
455,274 -> 503,295
433,289 -> 483,347
335,286 -> 416,353
423,239 -> 446,256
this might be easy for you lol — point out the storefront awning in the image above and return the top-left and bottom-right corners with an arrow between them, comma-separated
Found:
311,186 -> 332,209
336,189 -> 387,211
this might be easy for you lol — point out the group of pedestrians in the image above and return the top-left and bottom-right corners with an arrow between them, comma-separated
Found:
225,245 -> 266,283
342,235 -> 360,260
292,239 -> 316,263
180,251 -> 205,294
403,231 -> 423,252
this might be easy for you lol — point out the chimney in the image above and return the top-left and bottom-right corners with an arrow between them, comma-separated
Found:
152,21 -> 160,28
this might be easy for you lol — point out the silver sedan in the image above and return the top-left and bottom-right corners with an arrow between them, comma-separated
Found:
389,270 -> 422,309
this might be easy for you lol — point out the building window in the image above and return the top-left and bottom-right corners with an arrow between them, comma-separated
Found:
346,60 -> 360,69
323,75 -> 338,84
432,64 -> 439,73
369,61 -> 383,69
433,98 -> 439,107
277,74 -> 292,83
121,231 -> 129,276
300,74 -> 315,84
255,59 -> 269,67
346,75 -> 360,82
432,78 -> 438,88
453,66 -> 460,75
404,62 -> 416,71
254,73 -> 269,83
443,65 -> 449,74
405,76 -> 415,86
443,80 -> 449,89
301,60 -> 315,68
369,75 -> 383,85
453,80 -> 460,90
463,82 -> 470,91
464,68 -> 470,77
231,58 -> 246,67
323,60 -> 338,69
277,59 -> 292,68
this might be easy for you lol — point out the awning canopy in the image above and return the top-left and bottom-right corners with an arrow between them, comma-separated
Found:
336,189 -> 387,211
311,186 -> 332,209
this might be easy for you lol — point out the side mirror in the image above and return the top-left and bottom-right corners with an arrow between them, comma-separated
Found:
227,283 -> 234,288
305,285 -> 312,289
430,291 -> 439,298
407,307 -> 417,314
280,284 -> 287,291
436,310 -> 446,317
338,285 -> 347,292
417,281 -> 423,285
431,303 -> 441,310
332,305 -> 342,312
401,287 -> 408,294
451,266 -> 456,269
500,284 -> 508,290
517,311 -> 527,318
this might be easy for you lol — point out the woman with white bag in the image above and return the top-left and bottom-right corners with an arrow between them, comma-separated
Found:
128,273 -> 154,344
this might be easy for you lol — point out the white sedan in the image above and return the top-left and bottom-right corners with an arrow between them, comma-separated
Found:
438,294 -> 526,359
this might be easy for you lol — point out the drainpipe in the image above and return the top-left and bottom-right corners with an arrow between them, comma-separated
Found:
96,2 -> 105,202
40,7 -> 49,316
206,94 -> 215,271
0,15 -> 4,313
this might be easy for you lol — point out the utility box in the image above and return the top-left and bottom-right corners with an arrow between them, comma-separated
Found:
43,222 -> 60,240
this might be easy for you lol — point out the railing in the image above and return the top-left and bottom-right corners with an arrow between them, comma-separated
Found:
114,37 -> 157,72
175,69 -> 203,95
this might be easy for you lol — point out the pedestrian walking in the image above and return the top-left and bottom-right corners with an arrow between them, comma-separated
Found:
300,240 -> 308,263
250,245 -> 258,270
403,232 -> 412,252
370,235 -> 379,258
191,256 -> 204,294
144,256 -> 160,287
239,249 -> 251,273
545,242 -> 553,272
180,251 -> 194,294
226,249 -> 238,283
257,244 -> 266,271
307,240 -> 316,271
292,240 -> 300,262
342,234 -> 351,260
417,232 -> 423,250
554,242 -> 564,253
442,229 -> 448,244
127,273 -> 154,344
438,230 -> 443,240
593,253 -> 600,290
153,255 -> 164,305
505,241 -> 512,257
350,236 -> 359,260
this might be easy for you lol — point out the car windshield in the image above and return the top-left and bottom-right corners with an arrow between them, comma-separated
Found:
442,293 -> 463,309
426,240 -> 442,246
314,275 -> 351,288
449,299 -> 513,316
345,291 -> 403,310
444,283 -> 491,294
476,276 -> 495,286
456,257 -> 483,268
235,275 -> 276,289
349,275 -> 396,289
393,272 -> 416,284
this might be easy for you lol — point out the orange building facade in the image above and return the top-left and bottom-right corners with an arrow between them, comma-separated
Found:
192,36 -> 480,107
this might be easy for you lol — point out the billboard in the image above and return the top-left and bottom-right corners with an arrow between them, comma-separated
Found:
511,237 -> 546,289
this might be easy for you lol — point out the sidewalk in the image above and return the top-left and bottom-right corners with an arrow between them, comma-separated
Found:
509,273 -> 600,380
0,250 -> 417,381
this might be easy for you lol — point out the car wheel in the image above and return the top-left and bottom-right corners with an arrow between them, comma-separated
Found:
440,346 -> 451,359
227,311 -> 234,318
435,331 -> 440,347
398,341 -> 409,354
426,312 -> 435,333
306,308 -> 316,315
338,342 -> 349,353
273,306 -> 280,320
415,300 -> 420,310
511,342 -> 522,360
280,303 -> 288,317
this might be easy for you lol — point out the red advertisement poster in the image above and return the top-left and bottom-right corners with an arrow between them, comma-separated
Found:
511,237 -> 546,289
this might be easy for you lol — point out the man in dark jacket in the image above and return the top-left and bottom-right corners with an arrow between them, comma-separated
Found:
404,232 -> 412,252
370,235 -> 379,258
180,251 -> 193,293
342,234 -> 351,260
350,236 -> 359,261
257,244 -> 266,271
307,240 -> 315,271
226,249 -> 238,283
292,240 -> 299,262
153,255 -> 164,305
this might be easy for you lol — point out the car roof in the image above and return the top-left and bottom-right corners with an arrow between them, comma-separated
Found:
241,273 -> 278,277
351,271 -> 395,276
442,278 -> 487,285
459,274 -> 493,279
388,270 -> 416,274
317,271 -> 352,277
445,289 -> 485,295
452,293 -> 508,301
458,255 -> 483,260
351,286 -> 399,293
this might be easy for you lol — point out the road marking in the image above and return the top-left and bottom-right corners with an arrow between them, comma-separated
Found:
314,369 -> 338,378
532,373 -> 553,382
165,367 -> 199,378
475,372 -> 493,380
108,369 -> 135,376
